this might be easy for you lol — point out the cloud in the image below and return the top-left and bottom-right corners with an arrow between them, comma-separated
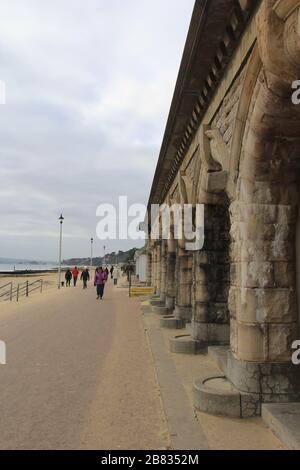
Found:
0,0 -> 195,260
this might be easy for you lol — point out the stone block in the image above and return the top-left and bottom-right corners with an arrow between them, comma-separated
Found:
231,261 -> 275,288
230,202 -> 296,225
262,403 -> 300,450
273,262 -> 295,288
231,240 -> 293,262
227,351 -> 300,396
230,317 -> 238,355
268,323 -> 298,362
237,322 -> 268,362
204,170 -> 228,194
192,321 -> 230,345
231,287 -> 297,324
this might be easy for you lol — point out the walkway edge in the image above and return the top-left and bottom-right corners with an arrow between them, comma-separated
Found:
144,324 -> 210,450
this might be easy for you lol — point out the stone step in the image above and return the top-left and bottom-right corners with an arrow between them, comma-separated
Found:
262,403 -> 300,450
160,316 -> 185,329
193,374 -> 261,418
208,346 -> 229,374
169,334 -> 204,355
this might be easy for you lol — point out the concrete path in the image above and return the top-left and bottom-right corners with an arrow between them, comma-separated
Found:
0,283 -> 169,450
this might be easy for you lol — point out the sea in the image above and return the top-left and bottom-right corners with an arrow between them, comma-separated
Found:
0,263 -> 58,273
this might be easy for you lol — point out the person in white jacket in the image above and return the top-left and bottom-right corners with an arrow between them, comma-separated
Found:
113,267 -> 120,286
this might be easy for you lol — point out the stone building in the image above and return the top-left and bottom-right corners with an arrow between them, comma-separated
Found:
146,0 -> 300,417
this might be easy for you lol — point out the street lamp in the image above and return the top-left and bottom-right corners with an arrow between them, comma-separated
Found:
58,214 -> 64,289
90,237 -> 94,271
103,245 -> 106,267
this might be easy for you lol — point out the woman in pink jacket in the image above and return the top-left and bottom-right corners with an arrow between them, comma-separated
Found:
94,267 -> 107,300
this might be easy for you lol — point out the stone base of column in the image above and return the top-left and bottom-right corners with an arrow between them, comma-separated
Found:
152,305 -> 170,316
174,305 -> 192,322
193,350 -> 300,418
169,334 -> 205,355
193,374 -> 261,418
192,321 -> 229,346
165,295 -> 175,311
160,316 -> 185,329
226,352 -> 300,402
150,299 -> 165,307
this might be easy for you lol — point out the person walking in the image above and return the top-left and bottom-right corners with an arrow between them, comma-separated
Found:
65,269 -> 72,287
72,266 -> 80,287
94,267 -> 106,300
113,266 -> 120,286
80,267 -> 90,289
110,265 -> 114,280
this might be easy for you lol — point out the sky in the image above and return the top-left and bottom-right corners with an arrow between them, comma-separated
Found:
0,0 -> 195,261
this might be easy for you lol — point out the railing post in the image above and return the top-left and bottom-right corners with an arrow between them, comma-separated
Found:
17,284 -> 19,302
40,280 -> 43,293
129,270 -> 132,298
10,282 -> 12,301
26,281 -> 29,297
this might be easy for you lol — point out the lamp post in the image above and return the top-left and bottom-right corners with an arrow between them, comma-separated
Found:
58,214 -> 64,289
90,237 -> 94,272
103,245 -> 106,267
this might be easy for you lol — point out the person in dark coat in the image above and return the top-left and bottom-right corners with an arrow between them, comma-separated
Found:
65,269 -> 72,287
80,267 -> 90,289
110,266 -> 114,279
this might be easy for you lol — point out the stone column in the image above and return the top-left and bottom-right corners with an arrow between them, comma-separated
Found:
228,196 -> 300,402
192,204 -> 230,345
146,251 -> 152,287
165,239 -> 177,311
155,242 -> 162,296
159,241 -> 167,302
174,247 -> 193,322
225,1 -> 300,406
152,247 -> 157,293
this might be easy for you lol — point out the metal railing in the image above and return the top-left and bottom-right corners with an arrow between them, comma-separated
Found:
0,280 -> 43,302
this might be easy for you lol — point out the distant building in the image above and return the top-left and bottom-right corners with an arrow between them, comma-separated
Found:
134,248 -> 147,283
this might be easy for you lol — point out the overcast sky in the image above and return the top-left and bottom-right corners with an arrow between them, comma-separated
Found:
0,0 -> 195,261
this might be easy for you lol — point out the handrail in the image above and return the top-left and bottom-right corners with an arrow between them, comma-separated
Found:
0,279 -> 43,302
0,282 -> 13,291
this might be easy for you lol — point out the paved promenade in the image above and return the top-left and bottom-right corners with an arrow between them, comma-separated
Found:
0,282 -> 169,450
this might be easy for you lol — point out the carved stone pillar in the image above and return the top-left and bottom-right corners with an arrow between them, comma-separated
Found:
160,241 -> 167,302
174,247 -> 193,322
226,0 -> 300,404
146,251 -> 152,287
192,204 -> 230,345
155,242 -> 162,296
165,239 -> 177,311
152,247 -> 157,293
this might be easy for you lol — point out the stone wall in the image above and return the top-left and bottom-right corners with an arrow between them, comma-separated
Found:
146,0 -> 300,412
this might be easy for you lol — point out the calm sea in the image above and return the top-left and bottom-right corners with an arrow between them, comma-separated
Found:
0,263 -> 58,273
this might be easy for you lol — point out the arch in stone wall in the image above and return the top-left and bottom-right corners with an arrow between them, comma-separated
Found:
226,0 -> 300,403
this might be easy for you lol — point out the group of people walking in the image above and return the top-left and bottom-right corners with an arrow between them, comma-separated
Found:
64,265 -> 120,300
